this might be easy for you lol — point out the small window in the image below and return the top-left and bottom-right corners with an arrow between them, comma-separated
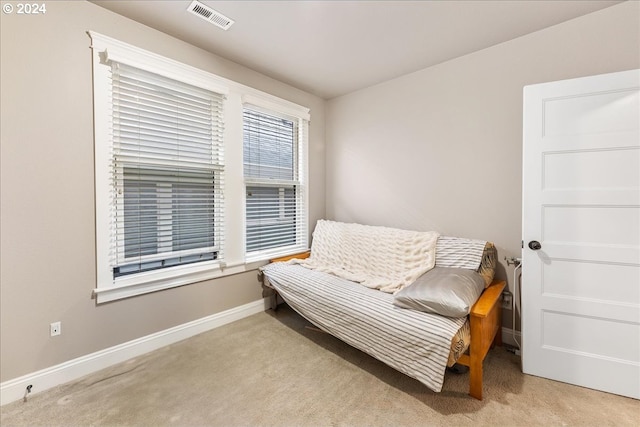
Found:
243,107 -> 308,258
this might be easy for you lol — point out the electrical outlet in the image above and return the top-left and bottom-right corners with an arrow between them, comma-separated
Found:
50,321 -> 61,337
501,292 -> 513,310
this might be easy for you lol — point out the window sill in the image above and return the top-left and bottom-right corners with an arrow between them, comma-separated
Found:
245,246 -> 310,264
93,259 -> 267,304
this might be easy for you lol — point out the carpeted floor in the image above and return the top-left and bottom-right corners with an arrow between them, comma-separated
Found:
1,304 -> 638,426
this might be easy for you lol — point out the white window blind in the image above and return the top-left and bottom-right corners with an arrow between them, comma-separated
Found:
243,107 -> 307,256
110,62 -> 225,278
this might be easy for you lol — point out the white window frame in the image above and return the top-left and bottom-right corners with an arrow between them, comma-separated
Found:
242,101 -> 309,262
90,32 -> 310,303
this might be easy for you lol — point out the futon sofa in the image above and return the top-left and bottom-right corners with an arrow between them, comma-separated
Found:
260,220 -> 505,400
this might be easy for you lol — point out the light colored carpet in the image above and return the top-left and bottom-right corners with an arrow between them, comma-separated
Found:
1,304 -> 638,426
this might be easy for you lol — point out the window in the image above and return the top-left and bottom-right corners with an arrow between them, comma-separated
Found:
243,107 -> 308,259
111,63 -> 225,278
90,32 -> 310,302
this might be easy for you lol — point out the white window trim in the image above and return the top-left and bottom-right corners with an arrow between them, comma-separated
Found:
242,93 -> 310,122
92,260 -> 266,304
241,100 -> 310,263
89,32 -> 310,303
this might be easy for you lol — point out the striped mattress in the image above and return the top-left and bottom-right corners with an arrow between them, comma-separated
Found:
261,262 -> 468,392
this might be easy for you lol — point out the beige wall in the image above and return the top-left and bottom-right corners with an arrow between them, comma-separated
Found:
325,1 -> 639,330
0,1 -> 325,381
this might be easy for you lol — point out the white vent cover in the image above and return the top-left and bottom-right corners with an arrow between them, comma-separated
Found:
187,0 -> 234,30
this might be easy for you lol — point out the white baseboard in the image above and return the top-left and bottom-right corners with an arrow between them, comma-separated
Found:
0,298 -> 270,406
501,327 -> 522,349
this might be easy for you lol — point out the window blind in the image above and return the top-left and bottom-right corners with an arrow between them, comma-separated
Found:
243,107 -> 307,255
110,62 -> 224,277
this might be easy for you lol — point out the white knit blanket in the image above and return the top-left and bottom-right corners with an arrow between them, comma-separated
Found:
293,220 -> 439,293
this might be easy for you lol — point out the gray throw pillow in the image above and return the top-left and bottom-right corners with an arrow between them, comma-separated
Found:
393,267 -> 485,318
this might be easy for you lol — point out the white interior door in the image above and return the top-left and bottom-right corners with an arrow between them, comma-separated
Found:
522,69 -> 640,399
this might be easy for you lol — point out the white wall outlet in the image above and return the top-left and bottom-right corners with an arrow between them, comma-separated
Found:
50,321 -> 61,337
501,292 -> 513,310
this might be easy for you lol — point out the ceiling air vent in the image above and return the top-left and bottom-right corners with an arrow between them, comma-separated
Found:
187,0 -> 234,31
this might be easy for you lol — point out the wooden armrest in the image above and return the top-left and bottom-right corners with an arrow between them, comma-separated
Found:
269,251 -> 311,263
461,278 -> 506,400
470,280 -> 506,318
264,251 -> 311,312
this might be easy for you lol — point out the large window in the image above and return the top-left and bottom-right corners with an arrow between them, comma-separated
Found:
243,107 -> 308,259
111,63 -> 224,278
91,32 -> 310,302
